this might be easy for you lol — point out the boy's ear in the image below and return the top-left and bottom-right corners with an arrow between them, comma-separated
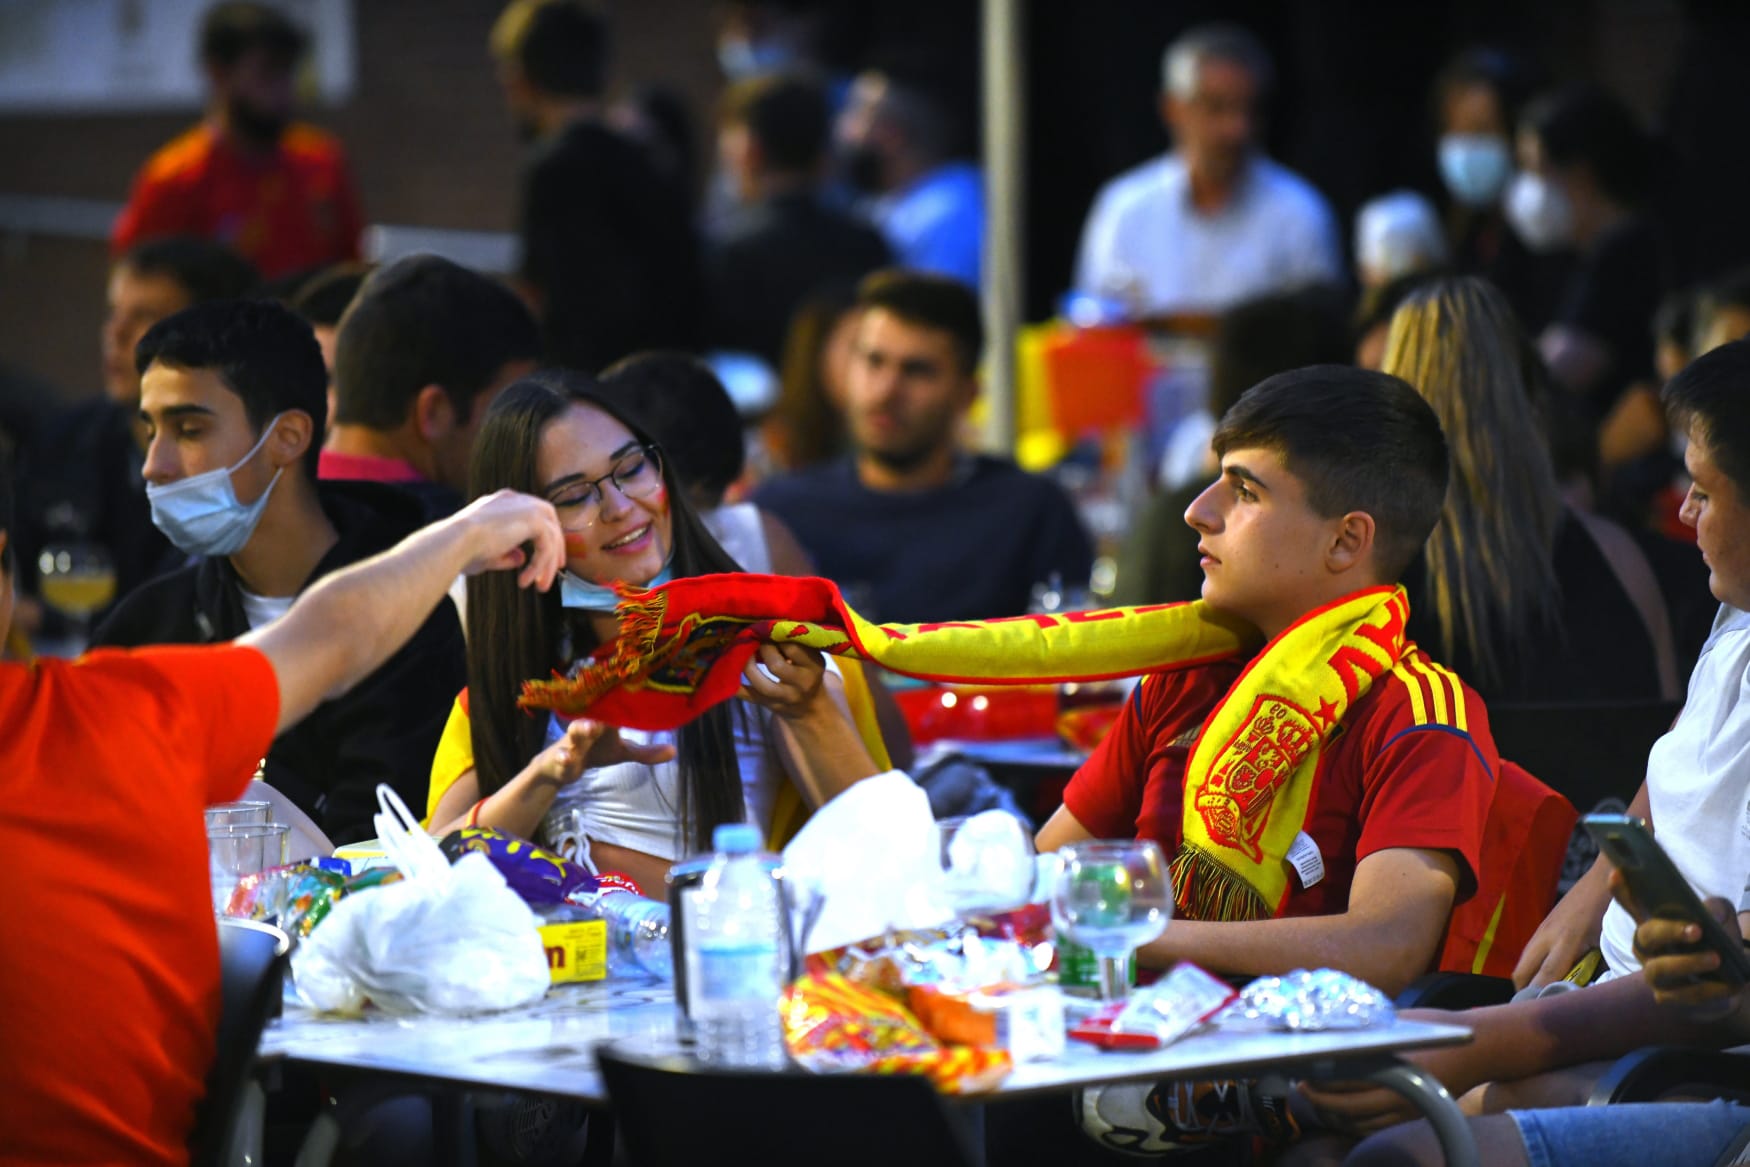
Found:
1327,511 -> 1376,575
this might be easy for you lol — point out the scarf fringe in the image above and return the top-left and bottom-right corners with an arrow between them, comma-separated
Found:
1170,844 -> 1270,923
517,585 -> 670,715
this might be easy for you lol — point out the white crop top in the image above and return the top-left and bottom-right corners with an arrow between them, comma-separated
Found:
537,705 -> 782,866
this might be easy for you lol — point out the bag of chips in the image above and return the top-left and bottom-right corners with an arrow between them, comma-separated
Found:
781,972 -> 1011,1093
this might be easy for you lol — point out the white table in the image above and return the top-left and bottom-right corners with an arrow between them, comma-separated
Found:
262,978 -> 1478,1166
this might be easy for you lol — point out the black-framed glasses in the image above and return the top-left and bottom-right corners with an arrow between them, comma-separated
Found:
548,444 -> 665,528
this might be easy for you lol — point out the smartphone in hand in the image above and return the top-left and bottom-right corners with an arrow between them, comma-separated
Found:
1583,813 -> 1750,986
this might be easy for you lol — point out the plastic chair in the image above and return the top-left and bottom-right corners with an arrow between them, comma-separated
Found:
189,918 -> 291,1167
596,1043 -> 979,1167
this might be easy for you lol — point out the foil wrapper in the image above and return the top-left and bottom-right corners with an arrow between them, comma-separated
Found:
1221,968 -> 1396,1031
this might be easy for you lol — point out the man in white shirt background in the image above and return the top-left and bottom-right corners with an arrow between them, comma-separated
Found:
1073,22 -> 1342,318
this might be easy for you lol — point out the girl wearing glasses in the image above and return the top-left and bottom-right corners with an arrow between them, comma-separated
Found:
424,371 -> 878,892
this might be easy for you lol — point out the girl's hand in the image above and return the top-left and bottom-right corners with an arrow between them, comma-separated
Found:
737,643 -> 829,719
526,719 -> 676,790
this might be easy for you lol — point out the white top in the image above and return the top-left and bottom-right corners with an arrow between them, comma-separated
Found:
1600,604 -> 1750,975
703,502 -> 773,575
1074,153 -> 1341,316
536,657 -> 843,866
238,587 -> 296,630
539,705 -> 782,866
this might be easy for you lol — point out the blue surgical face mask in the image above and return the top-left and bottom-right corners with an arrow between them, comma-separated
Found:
560,562 -> 674,611
146,415 -> 286,557
1438,133 -> 1514,208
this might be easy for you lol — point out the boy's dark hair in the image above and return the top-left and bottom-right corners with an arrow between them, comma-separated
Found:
289,262 -> 373,328
1210,286 -> 1351,419
494,0 -> 609,100
200,1 -> 307,69
1665,338 -> 1750,498
599,352 -> 745,505
1524,85 -> 1652,207
1213,365 -> 1450,582
855,268 -> 983,376
121,237 -> 261,305
135,299 -> 328,477
332,255 -> 540,430
722,73 -> 830,175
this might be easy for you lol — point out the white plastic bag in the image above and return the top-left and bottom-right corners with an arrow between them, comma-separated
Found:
291,788 -> 551,1015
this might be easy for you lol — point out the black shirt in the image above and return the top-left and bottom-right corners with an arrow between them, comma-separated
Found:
1557,215 -> 1668,415
90,481 -> 466,843
1402,511 -> 1663,703
704,191 -> 890,367
519,119 -> 701,372
752,456 -> 1095,625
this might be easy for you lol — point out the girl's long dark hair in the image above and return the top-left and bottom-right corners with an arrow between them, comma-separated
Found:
465,369 -> 746,855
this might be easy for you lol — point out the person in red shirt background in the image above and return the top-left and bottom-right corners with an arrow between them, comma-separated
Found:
111,2 -> 364,283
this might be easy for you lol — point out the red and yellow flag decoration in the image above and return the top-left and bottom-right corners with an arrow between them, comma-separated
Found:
1171,586 -> 1410,922
518,574 -> 1256,729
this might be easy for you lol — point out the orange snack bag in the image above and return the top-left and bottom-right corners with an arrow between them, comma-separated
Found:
782,973 -> 1012,1093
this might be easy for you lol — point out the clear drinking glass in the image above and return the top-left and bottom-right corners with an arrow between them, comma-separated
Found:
1049,840 -> 1172,1001
204,801 -> 273,830
938,813 -> 1038,916
36,542 -> 116,653
208,822 -> 289,914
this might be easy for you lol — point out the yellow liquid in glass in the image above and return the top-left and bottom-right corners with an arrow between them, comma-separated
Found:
41,573 -> 117,617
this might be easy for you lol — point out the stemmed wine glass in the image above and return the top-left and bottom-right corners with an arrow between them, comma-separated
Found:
1049,840 -> 1171,1001
37,542 -> 116,655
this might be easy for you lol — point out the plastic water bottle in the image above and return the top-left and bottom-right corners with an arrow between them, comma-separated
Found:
685,823 -> 789,1069
596,890 -> 672,979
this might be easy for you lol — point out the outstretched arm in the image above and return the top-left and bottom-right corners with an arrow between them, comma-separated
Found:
1136,846 -> 1461,995
242,490 -> 564,736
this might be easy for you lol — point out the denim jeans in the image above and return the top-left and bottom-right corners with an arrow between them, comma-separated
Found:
1510,1101 -> 1750,1167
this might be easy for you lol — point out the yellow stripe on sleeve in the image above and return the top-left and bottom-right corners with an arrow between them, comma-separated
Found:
1392,661 -> 1430,726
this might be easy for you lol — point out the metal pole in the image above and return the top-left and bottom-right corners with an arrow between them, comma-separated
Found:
981,0 -> 1023,456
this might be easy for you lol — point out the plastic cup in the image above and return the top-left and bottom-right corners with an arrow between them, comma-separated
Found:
208,822 -> 290,914
204,801 -> 273,830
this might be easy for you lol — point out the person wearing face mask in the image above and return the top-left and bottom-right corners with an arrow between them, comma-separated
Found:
90,299 -> 467,846
1509,86 -> 1668,420
424,371 -> 882,896
834,62 -> 984,291
1431,48 -> 1573,336
111,2 -> 363,282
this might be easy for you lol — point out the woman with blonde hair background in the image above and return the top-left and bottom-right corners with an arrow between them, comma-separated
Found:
1381,275 -> 1678,701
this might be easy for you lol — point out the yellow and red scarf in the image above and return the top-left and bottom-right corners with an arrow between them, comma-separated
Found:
520,575 -> 1410,921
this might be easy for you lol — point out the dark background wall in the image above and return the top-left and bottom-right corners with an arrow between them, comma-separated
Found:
8,0 -> 1740,405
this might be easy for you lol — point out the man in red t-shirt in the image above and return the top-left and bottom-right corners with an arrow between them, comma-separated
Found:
110,3 -> 363,281
1038,366 -> 1498,997
0,450 -> 566,1167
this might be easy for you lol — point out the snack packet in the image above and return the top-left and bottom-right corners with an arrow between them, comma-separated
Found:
781,972 -> 1011,1093
1069,962 -> 1237,1051
438,826 -> 600,906
225,863 -> 402,940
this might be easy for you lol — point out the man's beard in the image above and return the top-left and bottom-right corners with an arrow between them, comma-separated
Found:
862,438 -> 939,475
228,98 -> 288,147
